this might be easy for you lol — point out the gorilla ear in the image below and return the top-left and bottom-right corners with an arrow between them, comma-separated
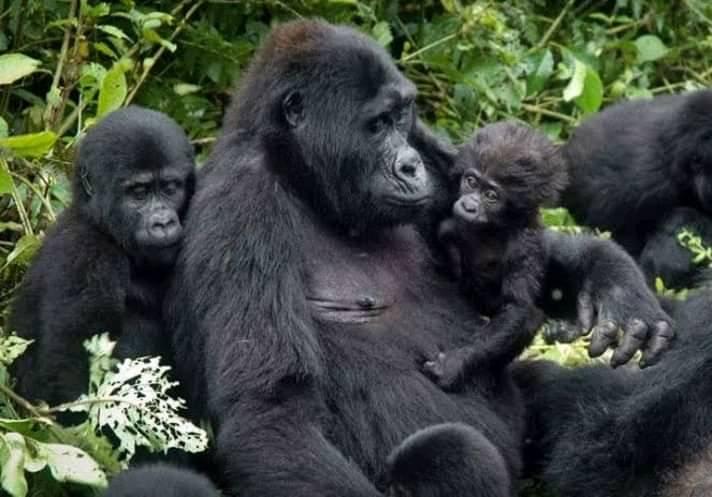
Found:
79,165 -> 94,197
282,91 -> 304,128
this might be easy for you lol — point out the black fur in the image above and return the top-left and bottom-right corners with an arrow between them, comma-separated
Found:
514,289 -> 712,497
167,19 -> 673,497
104,464 -> 218,497
10,106 -> 195,405
385,423 -> 511,497
423,122 -> 567,389
563,90 -> 712,286
639,206 -> 712,289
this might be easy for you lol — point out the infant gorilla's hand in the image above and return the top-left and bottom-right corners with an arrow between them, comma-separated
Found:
422,349 -> 471,391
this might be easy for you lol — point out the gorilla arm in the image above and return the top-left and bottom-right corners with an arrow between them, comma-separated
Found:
540,230 -> 674,367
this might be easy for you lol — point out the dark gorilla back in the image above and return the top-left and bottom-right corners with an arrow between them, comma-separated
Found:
10,106 -> 195,405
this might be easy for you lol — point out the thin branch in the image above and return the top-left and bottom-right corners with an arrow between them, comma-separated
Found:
532,0 -> 575,52
125,0 -> 204,105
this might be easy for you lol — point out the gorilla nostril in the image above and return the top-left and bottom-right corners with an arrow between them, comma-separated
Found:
398,163 -> 418,178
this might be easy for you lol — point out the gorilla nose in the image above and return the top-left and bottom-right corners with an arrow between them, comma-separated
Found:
148,213 -> 181,243
393,149 -> 426,186
461,197 -> 479,213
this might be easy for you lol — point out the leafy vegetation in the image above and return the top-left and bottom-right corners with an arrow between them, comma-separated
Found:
0,0 -> 711,494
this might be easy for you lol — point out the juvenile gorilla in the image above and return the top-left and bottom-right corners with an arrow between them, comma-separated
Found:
562,89 -> 712,287
515,289 -> 712,497
424,122 -> 567,389
167,20 -> 672,497
11,106 -> 195,405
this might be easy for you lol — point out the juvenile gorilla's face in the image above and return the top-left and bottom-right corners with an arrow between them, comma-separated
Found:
119,168 -> 190,266
688,139 -> 712,212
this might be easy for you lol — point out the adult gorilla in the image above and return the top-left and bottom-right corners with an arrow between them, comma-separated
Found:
168,20 -> 671,496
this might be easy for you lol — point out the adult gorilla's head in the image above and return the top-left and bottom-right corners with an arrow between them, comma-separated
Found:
224,20 -> 433,232
73,106 -> 195,267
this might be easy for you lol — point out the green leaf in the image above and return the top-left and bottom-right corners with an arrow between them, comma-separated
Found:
97,25 -> 132,41
0,336 -> 33,366
0,117 -> 8,138
372,22 -> 393,48
96,64 -> 127,118
173,83 -> 201,96
38,442 -> 107,487
4,234 -> 40,268
526,49 -> 554,95
0,131 -> 57,158
0,165 -> 12,195
0,54 -> 40,85
635,35 -> 668,63
563,59 -> 602,114
1,434 -> 28,497
575,66 -> 603,114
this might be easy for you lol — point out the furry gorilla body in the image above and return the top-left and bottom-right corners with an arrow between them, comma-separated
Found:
425,122 -> 567,389
104,464 -> 218,497
562,90 -> 712,287
515,290 -> 712,497
167,20 -> 672,497
11,106 -> 195,405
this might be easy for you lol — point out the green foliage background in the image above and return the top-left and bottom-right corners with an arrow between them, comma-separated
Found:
0,0 -> 711,493
1,0 -> 712,313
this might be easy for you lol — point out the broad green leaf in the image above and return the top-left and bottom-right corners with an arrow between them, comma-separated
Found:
0,117 -> 7,138
1,434 -> 27,497
575,66 -> 603,114
635,35 -> 668,63
4,234 -> 41,268
0,54 -> 40,85
563,59 -> 587,102
372,22 -> 393,48
0,131 -> 57,158
38,442 -> 107,487
96,64 -> 127,118
526,49 -> 554,95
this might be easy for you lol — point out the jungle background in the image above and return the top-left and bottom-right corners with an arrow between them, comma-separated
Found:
0,0 -> 710,495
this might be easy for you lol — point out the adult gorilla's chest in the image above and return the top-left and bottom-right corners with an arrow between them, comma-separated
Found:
303,224 -> 522,478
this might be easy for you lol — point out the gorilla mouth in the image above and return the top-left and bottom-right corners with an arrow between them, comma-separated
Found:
385,193 -> 431,206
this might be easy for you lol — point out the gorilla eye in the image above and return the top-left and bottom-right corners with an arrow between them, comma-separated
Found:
464,175 -> 477,189
129,184 -> 149,201
369,115 -> 390,134
484,189 -> 499,202
162,181 -> 181,196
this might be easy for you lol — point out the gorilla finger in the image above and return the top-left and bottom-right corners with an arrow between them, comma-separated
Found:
588,320 -> 619,358
610,318 -> 648,368
577,290 -> 595,332
640,320 -> 675,368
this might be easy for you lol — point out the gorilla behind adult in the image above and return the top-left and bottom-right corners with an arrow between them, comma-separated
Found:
562,90 -> 712,286
515,289 -> 712,497
10,106 -> 195,405
167,20 -> 672,496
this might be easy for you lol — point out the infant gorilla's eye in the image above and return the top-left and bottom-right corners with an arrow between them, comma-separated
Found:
162,181 -> 181,196
465,176 -> 477,188
484,189 -> 499,202
369,115 -> 390,134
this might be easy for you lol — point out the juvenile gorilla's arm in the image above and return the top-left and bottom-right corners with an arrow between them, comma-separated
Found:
540,230 -> 674,367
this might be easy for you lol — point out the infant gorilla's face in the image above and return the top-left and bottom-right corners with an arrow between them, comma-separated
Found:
453,167 -> 505,226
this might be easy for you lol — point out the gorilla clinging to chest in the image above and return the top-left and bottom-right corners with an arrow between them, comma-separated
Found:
167,19 -> 672,497
10,106 -> 195,406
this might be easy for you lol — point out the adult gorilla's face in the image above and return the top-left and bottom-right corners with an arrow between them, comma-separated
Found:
276,27 -> 434,231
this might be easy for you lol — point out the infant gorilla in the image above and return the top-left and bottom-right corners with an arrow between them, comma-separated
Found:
424,122 -> 568,390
